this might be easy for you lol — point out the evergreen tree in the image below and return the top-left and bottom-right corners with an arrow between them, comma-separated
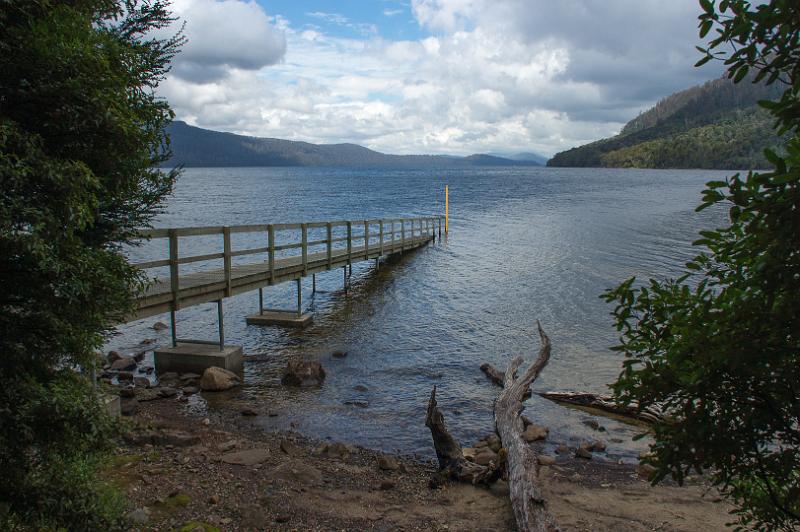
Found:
0,1 -> 183,528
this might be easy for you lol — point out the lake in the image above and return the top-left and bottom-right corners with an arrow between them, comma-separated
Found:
110,166 -> 732,461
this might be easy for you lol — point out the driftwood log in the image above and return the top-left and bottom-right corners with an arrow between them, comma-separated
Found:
494,322 -> 559,532
427,322 -> 559,531
425,386 -> 502,485
480,363 -> 531,399
481,364 -> 664,425
537,391 -> 666,425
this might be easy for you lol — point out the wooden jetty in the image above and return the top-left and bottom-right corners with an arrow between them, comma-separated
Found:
130,216 -> 445,373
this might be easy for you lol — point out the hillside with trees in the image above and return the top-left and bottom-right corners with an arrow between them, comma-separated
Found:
548,76 -> 784,169
165,121 -> 540,168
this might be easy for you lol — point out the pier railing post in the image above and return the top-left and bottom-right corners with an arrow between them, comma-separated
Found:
268,224 -> 275,284
301,223 -> 308,276
296,278 -> 302,317
364,220 -> 369,259
326,222 -> 333,269
223,226 -> 232,297
217,299 -> 225,350
168,229 -> 179,347
401,219 -> 406,252
347,221 -> 352,265
379,220 -> 384,255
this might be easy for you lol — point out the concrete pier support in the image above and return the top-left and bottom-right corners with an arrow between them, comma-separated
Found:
154,343 -> 243,374
157,299 -> 243,374
246,277 -> 312,327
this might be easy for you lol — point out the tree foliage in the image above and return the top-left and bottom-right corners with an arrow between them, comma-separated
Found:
603,1 -> 800,529
0,1 -> 182,528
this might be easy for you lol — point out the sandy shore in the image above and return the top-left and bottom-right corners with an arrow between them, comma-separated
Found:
106,391 -> 734,531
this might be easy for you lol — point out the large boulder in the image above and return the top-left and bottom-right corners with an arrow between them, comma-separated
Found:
200,367 -> 240,391
110,356 -> 137,371
281,359 -> 325,387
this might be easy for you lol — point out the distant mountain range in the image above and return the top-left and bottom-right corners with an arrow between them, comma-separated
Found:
547,76 -> 785,170
164,121 -> 544,168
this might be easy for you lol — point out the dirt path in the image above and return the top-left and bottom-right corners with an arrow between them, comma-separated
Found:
108,396 -> 733,531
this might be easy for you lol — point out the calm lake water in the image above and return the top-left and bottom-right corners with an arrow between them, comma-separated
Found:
111,166 -> 732,461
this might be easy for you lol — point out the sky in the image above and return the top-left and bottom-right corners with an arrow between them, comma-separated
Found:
156,0 -> 723,157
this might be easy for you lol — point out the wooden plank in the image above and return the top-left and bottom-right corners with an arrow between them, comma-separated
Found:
223,227 -> 232,297
176,226 -> 224,237
268,224 -> 275,284
301,223 -> 308,275
177,252 -> 224,265
326,222 -> 333,269
347,221 -> 352,264
230,246 -> 269,258
364,220 -> 369,259
168,229 -> 179,310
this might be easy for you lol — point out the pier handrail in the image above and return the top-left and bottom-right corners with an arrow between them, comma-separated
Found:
131,216 -> 444,316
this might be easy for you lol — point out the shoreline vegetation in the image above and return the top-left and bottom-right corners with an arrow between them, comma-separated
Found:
101,335 -> 734,531
547,76 -> 784,170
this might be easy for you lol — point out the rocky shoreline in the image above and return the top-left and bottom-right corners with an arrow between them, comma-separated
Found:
102,347 -> 737,531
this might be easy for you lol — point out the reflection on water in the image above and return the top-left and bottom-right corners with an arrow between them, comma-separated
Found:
110,166 -> 730,460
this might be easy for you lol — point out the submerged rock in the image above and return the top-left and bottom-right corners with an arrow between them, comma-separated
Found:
575,442 -> 593,459
537,455 -> 557,466
281,359 -> 325,387
522,424 -> 549,442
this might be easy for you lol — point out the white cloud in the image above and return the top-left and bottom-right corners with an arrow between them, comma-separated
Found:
166,0 -> 286,83
159,0 -> 722,157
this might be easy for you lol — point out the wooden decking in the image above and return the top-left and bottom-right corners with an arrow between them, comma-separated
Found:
131,217 -> 443,321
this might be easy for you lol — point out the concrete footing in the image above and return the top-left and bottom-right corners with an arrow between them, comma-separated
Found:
246,310 -> 313,328
154,343 -> 243,374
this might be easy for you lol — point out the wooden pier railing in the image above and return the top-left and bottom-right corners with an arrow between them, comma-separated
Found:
130,215 -> 444,322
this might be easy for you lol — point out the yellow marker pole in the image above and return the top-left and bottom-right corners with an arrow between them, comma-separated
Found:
445,185 -> 449,234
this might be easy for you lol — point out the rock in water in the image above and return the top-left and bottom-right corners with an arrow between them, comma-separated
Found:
590,440 -> 607,452
281,359 -> 325,387
537,455 -> 557,466
575,442 -> 593,459
331,350 -> 348,358
200,367 -> 240,391
152,321 -> 168,331
521,424 -> 549,442
107,350 -> 122,364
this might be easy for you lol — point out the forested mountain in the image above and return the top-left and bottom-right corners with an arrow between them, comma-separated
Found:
164,121 -> 540,168
547,77 -> 784,169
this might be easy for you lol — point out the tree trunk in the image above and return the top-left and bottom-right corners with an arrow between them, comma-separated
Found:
537,391 -> 665,425
425,386 -> 502,485
493,321 -> 559,532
